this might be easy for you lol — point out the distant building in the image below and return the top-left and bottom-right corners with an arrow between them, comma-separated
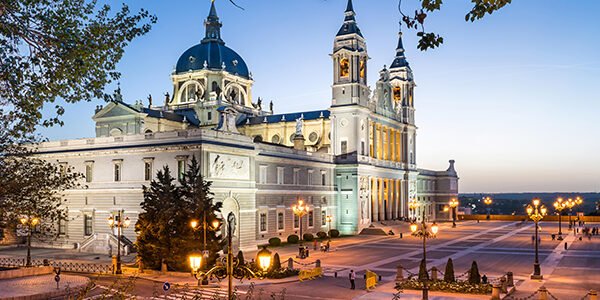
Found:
32,0 -> 458,253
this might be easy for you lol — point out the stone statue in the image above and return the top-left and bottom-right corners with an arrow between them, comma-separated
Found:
295,116 -> 304,136
227,212 -> 236,237
257,98 -> 262,110
147,94 -> 153,107
269,101 -> 274,112
164,92 -> 171,106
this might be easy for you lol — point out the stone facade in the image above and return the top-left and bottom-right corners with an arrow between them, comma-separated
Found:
25,0 -> 458,253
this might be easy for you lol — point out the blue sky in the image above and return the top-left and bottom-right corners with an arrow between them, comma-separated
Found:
39,0 -> 600,193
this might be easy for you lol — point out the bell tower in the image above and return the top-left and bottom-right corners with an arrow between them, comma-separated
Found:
331,0 -> 370,107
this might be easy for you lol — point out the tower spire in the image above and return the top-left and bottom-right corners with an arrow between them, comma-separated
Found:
203,0 -> 224,44
337,0 -> 363,37
390,23 -> 410,69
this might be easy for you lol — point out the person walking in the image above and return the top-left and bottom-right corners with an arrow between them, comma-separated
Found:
349,269 -> 356,290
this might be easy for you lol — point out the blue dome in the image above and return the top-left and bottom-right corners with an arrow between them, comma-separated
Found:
175,41 -> 250,79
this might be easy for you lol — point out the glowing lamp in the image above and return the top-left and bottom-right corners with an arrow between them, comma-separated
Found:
256,246 -> 272,272
189,252 -> 202,272
533,199 -> 540,207
431,222 -> 439,235
526,205 -> 534,215
540,206 -> 547,216
212,219 -> 221,230
190,220 -> 199,229
123,216 -> 131,228
410,223 -> 418,233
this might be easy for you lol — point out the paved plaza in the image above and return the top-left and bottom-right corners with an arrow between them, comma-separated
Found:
1,220 -> 599,299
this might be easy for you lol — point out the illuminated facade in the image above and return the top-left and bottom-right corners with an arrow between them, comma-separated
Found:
33,0 -> 458,253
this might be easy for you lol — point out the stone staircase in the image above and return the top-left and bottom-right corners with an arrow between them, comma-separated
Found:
78,233 -> 135,255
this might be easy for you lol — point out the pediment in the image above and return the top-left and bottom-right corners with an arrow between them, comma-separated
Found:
93,102 -> 142,120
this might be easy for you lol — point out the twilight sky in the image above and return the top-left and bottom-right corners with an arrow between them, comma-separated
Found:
38,0 -> 600,193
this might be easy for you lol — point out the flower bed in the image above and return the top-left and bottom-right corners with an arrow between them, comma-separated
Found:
396,279 -> 492,294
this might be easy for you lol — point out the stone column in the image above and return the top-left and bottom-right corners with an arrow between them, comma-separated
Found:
378,178 -> 385,221
371,178 -> 379,222
491,284 -> 501,300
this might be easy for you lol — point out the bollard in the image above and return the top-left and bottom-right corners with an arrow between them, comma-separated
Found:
507,272 -> 514,287
400,233 -> 403,239
334,271 -> 338,278
288,257 -> 294,270
431,267 -> 438,281
538,286 -> 548,300
500,276 -> 508,294
491,283 -> 501,300
589,290 -> 598,300
396,265 -> 404,282
316,259 -> 321,268
379,275 -> 382,281
112,255 -> 118,274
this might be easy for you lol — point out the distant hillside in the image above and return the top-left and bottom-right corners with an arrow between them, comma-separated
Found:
458,193 -> 600,216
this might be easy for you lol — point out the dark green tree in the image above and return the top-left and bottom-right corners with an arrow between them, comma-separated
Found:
418,259 -> 429,281
468,261 -> 481,284
444,258 -> 455,283
237,250 -> 245,266
178,156 -> 224,269
135,166 -> 185,271
0,0 -> 156,135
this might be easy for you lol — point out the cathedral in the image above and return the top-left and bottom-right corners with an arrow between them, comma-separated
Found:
33,0 -> 458,253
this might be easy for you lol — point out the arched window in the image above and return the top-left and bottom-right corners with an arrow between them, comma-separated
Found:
180,82 -> 203,104
253,135 -> 263,143
339,58 -> 349,77
393,86 -> 402,102
109,128 -> 123,137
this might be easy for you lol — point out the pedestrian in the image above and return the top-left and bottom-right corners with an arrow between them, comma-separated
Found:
314,239 -> 318,251
349,270 -> 356,290
564,242 -> 568,250
482,274 -> 488,284
551,234 -> 555,241
531,235 -> 535,243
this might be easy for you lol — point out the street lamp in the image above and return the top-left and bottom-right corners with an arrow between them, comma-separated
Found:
408,198 -> 418,222
553,197 -> 567,240
448,198 -> 459,228
292,200 -> 309,241
526,198 -> 547,280
19,216 -> 40,267
107,210 -> 130,275
483,197 -> 493,220
189,212 -> 272,300
410,209 -> 439,300
326,215 -> 333,241
190,213 -> 221,285
565,197 -> 583,229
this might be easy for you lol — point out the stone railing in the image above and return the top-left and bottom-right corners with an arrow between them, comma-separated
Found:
0,257 -> 112,274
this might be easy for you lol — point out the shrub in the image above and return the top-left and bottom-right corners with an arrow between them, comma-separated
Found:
303,233 -> 314,241
396,279 -> 492,295
237,251 -> 245,265
272,253 -> 281,271
287,234 -> 299,244
268,237 -> 281,247
468,261 -> 481,284
317,231 -> 327,239
444,258 -> 455,283
329,229 -> 340,238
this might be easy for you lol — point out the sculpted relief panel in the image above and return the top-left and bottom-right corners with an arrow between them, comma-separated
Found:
209,153 -> 250,180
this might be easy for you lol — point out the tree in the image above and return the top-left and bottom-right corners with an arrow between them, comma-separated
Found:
468,260 -> 481,284
271,252 -> 281,271
398,0 -> 512,51
0,0 -> 156,136
135,166 -> 183,271
179,156 -> 224,268
237,250 -> 245,266
135,157 -> 224,272
444,258 -> 455,283
0,155 -> 83,266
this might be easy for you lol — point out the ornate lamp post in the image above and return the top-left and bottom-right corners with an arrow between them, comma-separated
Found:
410,210 -> 439,300
107,210 -> 131,275
448,198 -> 459,228
483,197 -> 493,220
190,212 -> 272,300
408,198 -> 418,222
565,197 -> 583,229
292,200 -> 309,241
553,197 -> 567,240
526,199 -> 547,280
190,214 -> 221,285
19,216 -> 40,267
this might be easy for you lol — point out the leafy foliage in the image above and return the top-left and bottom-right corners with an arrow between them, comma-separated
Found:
398,0 -> 512,50
0,0 -> 156,134
287,234 -> 299,244
316,231 -> 327,239
396,279 -> 492,294
268,237 -> 282,247
303,233 -> 314,241
272,252 -> 281,271
329,229 -> 340,238
135,157 -> 224,272
0,153 -> 83,242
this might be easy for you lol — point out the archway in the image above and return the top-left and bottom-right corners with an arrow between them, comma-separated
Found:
221,197 -> 241,252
